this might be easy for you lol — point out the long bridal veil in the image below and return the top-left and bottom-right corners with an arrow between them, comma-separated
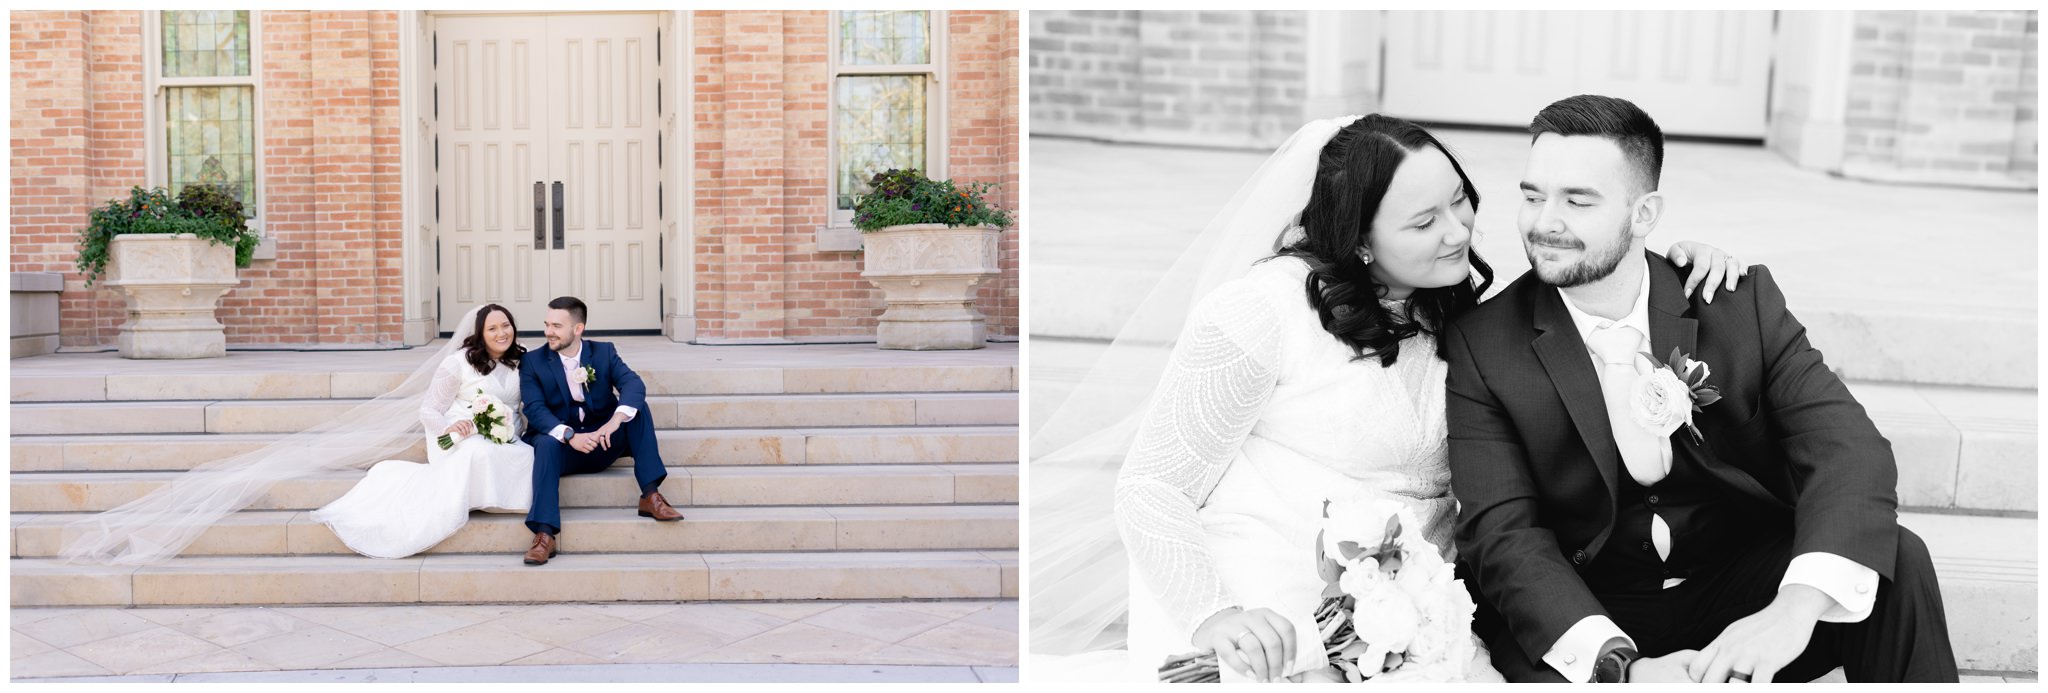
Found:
1029,117 -> 1362,656
59,305 -> 487,566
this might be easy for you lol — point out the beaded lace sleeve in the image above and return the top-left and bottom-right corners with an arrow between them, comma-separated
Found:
1114,279 -> 1285,638
419,354 -> 464,437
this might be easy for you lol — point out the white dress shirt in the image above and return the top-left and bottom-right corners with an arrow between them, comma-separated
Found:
1539,256 -> 1878,682
548,339 -> 637,443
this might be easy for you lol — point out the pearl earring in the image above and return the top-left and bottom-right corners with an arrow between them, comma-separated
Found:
1357,247 -> 1374,265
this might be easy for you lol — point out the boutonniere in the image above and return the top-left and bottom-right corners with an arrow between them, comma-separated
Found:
1631,347 -> 1722,445
577,365 -> 596,385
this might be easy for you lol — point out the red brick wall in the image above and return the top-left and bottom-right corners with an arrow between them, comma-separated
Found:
1844,11 -> 2037,183
1030,10 -> 1306,149
690,10 -> 1019,342
10,10 -> 406,348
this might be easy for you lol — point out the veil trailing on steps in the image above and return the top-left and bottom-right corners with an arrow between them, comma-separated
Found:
1028,117 -> 1373,656
59,305 -> 488,566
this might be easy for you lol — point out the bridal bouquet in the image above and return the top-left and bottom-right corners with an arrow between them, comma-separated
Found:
437,390 -> 516,449
1159,498 -> 1476,683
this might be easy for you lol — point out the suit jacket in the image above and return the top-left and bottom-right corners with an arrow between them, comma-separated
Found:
518,339 -> 648,444
1444,250 -> 1899,665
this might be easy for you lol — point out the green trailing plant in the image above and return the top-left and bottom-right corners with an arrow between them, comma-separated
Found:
76,185 -> 259,287
850,169 -> 1013,233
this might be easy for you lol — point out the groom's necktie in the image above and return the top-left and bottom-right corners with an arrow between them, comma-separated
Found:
1587,322 -> 1674,562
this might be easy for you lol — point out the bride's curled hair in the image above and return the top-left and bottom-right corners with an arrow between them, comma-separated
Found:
462,303 -> 526,375
1275,115 -> 1493,366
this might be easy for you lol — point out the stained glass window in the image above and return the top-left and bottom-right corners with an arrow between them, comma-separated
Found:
836,75 -> 928,211
839,10 -> 929,66
165,87 -> 256,205
158,10 -> 257,210
833,11 -> 937,214
161,10 -> 251,78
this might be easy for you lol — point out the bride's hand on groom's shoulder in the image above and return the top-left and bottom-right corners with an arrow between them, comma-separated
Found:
1667,241 -> 1752,303
1192,606 -> 1297,683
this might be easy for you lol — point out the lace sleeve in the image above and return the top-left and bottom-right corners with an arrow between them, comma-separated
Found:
419,355 -> 464,436
1114,280 -> 1285,639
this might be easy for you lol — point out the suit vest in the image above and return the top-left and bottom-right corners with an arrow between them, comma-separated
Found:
1580,446 -> 1778,594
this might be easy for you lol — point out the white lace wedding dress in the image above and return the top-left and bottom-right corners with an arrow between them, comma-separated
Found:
1115,255 -> 1499,682
310,353 -> 534,559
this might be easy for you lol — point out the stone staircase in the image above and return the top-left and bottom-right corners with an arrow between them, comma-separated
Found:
10,345 -> 1019,609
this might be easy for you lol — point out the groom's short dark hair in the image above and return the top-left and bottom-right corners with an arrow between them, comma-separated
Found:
1529,95 -> 1664,197
547,296 -> 587,325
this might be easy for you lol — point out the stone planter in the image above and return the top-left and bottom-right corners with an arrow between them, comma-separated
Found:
860,223 -> 1002,350
103,234 -> 238,359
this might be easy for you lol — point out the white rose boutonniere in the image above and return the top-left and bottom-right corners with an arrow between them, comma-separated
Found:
577,365 -> 596,385
1633,347 -> 1724,444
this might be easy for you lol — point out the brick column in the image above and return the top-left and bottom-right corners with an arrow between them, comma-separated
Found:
694,10 -> 794,342
951,10 -> 1020,338
302,10 -> 403,345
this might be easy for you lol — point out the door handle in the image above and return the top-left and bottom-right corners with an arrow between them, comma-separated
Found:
551,181 -> 565,250
532,181 -> 546,250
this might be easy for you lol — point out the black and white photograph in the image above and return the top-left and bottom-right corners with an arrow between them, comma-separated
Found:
1027,10 -> 2036,683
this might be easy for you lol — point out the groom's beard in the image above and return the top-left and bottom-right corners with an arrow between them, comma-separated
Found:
1527,219 -> 1632,288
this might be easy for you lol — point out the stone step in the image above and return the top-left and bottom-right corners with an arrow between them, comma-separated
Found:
9,464 -> 1017,513
1845,382 -> 2036,513
1899,513 -> 2037,673
9,391 -> 1019,436
10,504 -> 1019,558
9,364 -> 1020,402
12,426 -> 1019,472
9,549 -> 1021,606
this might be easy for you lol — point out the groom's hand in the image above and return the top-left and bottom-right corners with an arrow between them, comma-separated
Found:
1689,585 -> 1828,683
569,432 -> 600,454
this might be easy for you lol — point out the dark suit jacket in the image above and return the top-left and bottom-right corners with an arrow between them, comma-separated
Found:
1444,251 -> 1899,668
518,339 -> 649,444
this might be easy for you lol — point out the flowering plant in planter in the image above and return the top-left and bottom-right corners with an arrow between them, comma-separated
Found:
76,184 -> 258,287
850,169 -> 1013,232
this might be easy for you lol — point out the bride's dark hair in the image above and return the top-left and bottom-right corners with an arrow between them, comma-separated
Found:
1273,115 -> 1494,366
463,304 -> 525,375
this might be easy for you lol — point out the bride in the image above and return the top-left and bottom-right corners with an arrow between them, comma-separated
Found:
62,304 -> 535,564
311,303 -> 533,558
1029,115 -> 1748,682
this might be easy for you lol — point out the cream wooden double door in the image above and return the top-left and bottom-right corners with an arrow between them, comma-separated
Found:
1382,11 -> 1774,139
436,13 -> 661,333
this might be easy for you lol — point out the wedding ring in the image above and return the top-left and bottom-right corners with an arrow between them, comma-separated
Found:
1730,672 -> 1752,682
1234,631 -> 1257,648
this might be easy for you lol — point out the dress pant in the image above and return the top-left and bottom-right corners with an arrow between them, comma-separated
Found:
1477,527 -> 1957,683
524,411 -> 666,535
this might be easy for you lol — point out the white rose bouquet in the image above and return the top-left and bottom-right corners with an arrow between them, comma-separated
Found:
437,389 -> 517,449
1159,497 -> 1477,683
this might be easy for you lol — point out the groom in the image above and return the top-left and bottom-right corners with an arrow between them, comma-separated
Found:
519,296 -> 684,566
1445,96 -> 1955,682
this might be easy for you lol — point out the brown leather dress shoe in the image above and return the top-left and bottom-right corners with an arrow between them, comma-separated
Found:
639,490 -> 684,521
524,532 -> 557,565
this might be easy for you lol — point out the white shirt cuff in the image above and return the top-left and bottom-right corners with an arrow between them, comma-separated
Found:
1781,552 -> 1878,622
616,405 -> 637,422
1543,615 -> 1632,683
551,424 -> 572,443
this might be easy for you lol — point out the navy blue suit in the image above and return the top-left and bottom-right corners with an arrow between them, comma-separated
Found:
519,339 -> 666,535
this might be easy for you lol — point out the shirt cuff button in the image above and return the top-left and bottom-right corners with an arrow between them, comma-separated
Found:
1562,654 -> 1576,664
1855,583 -> 1871,594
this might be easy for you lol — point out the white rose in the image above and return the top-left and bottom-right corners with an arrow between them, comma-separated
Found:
1351,582 -> 1419,665
1630,367 -> 1694,437
1339,556 -> 1388,596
